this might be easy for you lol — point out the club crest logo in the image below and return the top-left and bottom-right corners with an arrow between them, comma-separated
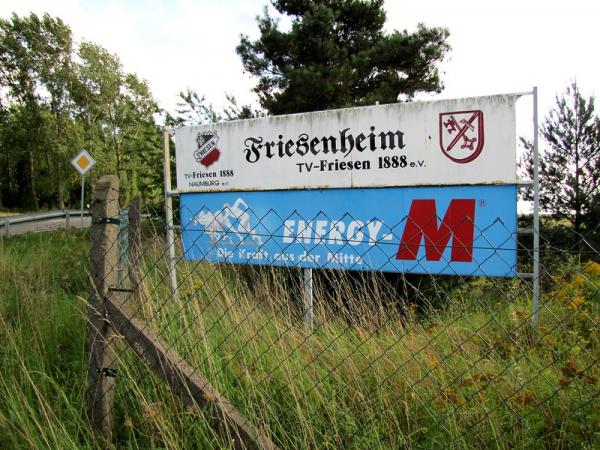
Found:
194,130 -> 221,168
439,110 -> 484,164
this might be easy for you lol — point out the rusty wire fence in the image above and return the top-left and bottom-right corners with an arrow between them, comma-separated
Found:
87,180 -> 599,449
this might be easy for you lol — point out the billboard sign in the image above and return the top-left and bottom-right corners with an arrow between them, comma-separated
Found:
180,185 -> 517,277
175,94 -> 518,193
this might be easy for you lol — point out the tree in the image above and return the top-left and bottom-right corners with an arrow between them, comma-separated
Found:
118,73 -> 163,206
521,81 -> 600,232
0,13 -> 77,210
165,90 -> 262,127
237,0 -> 450,115
0,13 -> 47,209
73,41 -> 125,179
37,15 -> 75,209
73,42 -> 162,205
0,13 -> 165,210
165,88 -> 221,127
222,94 -> 264,121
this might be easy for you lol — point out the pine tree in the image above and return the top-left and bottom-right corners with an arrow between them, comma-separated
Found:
521,81 -> 600,232
237,0 -> 450,115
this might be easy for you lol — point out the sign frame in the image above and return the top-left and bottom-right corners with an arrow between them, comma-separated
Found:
165,91 -> 542,318
165,90 -> 543,328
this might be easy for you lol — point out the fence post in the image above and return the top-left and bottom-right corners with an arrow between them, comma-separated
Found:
66,210 -> 71,230
4,218 -> 10,238
87,175 -> 120,440
128,197 -> 147,310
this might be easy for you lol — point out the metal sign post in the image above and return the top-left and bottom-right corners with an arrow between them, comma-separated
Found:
80,173 -> 85,228
71,149 -> 96,229
515,88 -> 541,328
163,129 -> 178,300
532,87 -> 541,327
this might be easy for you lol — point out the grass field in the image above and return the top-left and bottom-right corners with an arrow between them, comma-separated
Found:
0,230 -> 598,449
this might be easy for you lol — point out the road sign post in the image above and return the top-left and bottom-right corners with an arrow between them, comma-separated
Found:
80,173 -> 85,228
71,150 -> 96,229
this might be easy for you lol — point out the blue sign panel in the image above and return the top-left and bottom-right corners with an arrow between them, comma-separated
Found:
180,185 -> 517,277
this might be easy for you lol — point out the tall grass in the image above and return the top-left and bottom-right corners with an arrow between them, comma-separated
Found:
0,230 -> 598,449
0,231 -> 94,449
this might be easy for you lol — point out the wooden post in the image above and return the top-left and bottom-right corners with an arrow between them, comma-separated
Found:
87,175 -> 120,439
104,295 -> 280,450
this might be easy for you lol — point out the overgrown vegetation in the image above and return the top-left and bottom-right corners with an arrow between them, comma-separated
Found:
0,14 -> 164,210
0,229 -> 597,449
520,81 -> 600,233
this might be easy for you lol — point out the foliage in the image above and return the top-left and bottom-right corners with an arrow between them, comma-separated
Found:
0,13 -> 163,210
237,0 -> 450,114
164,88 -> 221,127
521,81 -> 600,232
0,13 -> 74,209
165,89 -> 263,127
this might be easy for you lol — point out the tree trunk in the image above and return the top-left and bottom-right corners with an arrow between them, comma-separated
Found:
53,109 -> 66,210
24,99 -> 39,211
574,96 -> 581,233
26,140 -> 38,211
56,161 -> 65,209
1,143 -> 8,208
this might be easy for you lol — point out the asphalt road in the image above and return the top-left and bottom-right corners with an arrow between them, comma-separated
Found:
2,214 -> 91,238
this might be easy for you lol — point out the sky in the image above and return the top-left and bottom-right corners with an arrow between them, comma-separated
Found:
1,0 -> 599,142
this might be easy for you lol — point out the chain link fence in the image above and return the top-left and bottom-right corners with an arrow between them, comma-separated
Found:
87,179 -> 599,449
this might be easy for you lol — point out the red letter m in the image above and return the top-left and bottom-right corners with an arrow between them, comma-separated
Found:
396,199 -> 476,262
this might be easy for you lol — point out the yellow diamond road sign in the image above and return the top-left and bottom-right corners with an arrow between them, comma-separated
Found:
71,150 -> 95,175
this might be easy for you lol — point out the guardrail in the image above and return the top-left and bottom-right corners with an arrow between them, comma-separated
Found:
0,210 -> 91,238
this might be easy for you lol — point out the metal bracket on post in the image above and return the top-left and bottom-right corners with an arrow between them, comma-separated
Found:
80,173 -> 85,229
93,217 -> 121,225
97,368 -> 118,378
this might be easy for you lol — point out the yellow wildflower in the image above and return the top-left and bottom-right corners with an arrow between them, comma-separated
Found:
583,261 -> 600,277
568,296 -> 586,310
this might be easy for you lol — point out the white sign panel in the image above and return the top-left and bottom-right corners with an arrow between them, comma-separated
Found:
71,149 -> 96,175
175,94 -> 518,192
